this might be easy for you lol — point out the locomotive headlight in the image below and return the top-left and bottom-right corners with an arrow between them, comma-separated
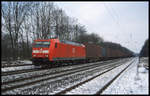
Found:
43,50 -> 49,53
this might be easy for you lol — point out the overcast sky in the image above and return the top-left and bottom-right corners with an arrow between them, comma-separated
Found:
55,1 -> 148,53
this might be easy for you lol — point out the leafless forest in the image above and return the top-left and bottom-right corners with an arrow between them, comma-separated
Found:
2,2 -> 104,60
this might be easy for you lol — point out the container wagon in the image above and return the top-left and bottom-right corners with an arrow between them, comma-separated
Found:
83,43 -> 102,62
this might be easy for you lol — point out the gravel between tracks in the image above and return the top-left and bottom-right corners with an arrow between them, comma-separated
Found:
2,59 -> 121,83
65,58 -> 135,94
2,58 -> 130,95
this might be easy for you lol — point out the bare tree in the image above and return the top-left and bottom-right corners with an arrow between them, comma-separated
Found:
2,2 -> 15,59
2,2 -> 33,59
2,2 -> 104,61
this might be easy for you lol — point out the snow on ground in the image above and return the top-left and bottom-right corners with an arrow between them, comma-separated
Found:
102,57 -> 149,95
1,65 -> 35,72
65,58 -> 135,95
1,60 -> 34,72
1,60 -> 32,66
1,60 -> 108,83
19,60 -> 32,64
2,59 -> 127,95
2,61 -> 7,64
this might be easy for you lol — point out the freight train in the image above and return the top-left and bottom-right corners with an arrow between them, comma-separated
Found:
32,38 -> 132,67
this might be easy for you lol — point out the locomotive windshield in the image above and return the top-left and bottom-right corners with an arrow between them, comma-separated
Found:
33,41 -> 50,48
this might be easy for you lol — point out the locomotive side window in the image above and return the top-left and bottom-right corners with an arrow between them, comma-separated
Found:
33,41 -> 50,48
55,43 -> 57,48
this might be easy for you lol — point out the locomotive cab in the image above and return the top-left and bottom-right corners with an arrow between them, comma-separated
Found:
32,40 -> 51,64
32,41 -> 50,57
32,38 -> 60,65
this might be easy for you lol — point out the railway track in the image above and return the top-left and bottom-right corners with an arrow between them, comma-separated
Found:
2,67 -> 43,76
95,59 -> 134,95
2,58 -> 131,94
1,58 -> 120,76
2,60 -> 117,84
56,58 -> 135,95
2,63 -> 34,68
24,58 -> 132,95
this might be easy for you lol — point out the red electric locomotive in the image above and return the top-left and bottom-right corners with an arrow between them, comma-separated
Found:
32,38 -> 86,66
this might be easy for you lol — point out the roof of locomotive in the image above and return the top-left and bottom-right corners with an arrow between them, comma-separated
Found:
33,38 -> 85,47
34,38 -> 59,42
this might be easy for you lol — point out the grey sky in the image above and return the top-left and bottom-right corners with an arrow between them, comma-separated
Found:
55,2 -> 149,53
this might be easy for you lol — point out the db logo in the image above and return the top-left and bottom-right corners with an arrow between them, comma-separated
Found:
72,48 -> 75,53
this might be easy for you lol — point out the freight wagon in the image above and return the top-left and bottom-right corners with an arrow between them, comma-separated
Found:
83,43 -> 111,61
83,43 -> 102,62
